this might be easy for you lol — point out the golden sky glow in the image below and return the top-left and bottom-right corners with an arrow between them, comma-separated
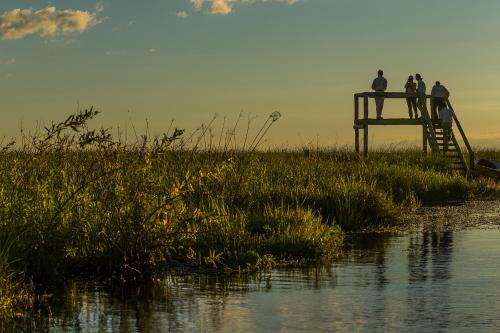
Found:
1,0 -> 499,148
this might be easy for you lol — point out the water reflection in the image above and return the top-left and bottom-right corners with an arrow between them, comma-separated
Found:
406,231 -> 454,330
10,229 -> 500,332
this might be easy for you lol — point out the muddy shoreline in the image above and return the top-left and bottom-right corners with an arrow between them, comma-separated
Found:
366,199 -> 500,233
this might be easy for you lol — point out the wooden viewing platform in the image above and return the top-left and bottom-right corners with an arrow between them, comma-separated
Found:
353,91 -> 475,173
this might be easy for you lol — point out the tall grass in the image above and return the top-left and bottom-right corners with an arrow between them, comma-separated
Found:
0,228 -> 34,321
0,109 -> 498,317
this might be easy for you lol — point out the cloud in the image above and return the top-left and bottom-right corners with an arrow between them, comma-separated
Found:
190,0 -> 206,11
187,0 -> 299,15
95,2 -> 105,13
209,0 -> 232,14
6,58 -> 16,65
0,7 -> 100,40
176,11 -> 189,18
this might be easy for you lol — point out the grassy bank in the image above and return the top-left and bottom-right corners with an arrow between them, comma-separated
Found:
0,110 -> 498,317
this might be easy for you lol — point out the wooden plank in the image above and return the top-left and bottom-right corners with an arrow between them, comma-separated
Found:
419,100 -> 440,154
354,96 -> 360,154
450,130 -> 469,172
422,125 -> 428,153
357,92 -> 432,99
354,118 -> 423,126
363,96 -> 369,159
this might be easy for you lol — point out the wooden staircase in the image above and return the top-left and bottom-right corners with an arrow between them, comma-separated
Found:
419,98 -> 474,173
433,125 -> 468,172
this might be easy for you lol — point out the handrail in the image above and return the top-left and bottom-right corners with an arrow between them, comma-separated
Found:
450,131 -> 468,172
355,92 -> 433,99
446,99 -> 474,171
419,96 -> 440,153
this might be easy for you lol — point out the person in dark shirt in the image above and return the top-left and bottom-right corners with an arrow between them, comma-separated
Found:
371,69 -> 388,119
431,81 -> 450,122
415,73 -> 427,114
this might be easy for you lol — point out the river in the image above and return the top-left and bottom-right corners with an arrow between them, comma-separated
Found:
14,228 -> 500,332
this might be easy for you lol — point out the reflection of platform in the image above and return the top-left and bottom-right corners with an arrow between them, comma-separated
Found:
354,118 -> 423,126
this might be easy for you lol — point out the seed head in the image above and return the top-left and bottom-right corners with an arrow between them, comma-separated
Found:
270,111 -> 281,122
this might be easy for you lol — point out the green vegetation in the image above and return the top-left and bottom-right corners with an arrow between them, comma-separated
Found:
0,109 -> 498,318
0,229 -> 34,323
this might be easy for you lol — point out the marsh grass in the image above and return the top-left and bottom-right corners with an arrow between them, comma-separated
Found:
0,108 -> 498,317
0,229 -> 34,322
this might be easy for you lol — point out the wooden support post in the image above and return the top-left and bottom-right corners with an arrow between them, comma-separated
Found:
363,95 -> 369,159
354,96 -> 360,154
422,125 -> 428,153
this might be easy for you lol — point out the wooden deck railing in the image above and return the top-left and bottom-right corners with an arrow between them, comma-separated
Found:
446,99 -> 475,171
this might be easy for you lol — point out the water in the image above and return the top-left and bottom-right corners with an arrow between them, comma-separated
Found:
18,229 -> 500,332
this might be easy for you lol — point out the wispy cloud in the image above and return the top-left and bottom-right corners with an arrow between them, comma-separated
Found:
190,0 -> 206,11
176,11 -> 189,18
6,58 -> 16,65
95,2 -> 105,13
187,0 -> 299,15
0,6 -> 101,40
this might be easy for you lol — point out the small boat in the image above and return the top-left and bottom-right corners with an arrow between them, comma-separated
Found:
475,159 -> 500,180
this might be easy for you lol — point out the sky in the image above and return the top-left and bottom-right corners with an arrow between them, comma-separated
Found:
1,0 -> 499,148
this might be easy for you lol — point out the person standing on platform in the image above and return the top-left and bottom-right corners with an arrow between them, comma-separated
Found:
404,75 -> 419,119
415,73 -> 426,115
371,69 -> 388,120
431,81 -> 450,121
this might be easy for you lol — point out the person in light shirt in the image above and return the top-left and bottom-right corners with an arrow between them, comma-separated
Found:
439,106 -> 454,153
371,69 -> 388,119
431,81 -> 450,121
415,73 -> 426,113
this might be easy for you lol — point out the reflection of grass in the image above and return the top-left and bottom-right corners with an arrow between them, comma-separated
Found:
0,229 -> 34,322
0,109 -> 498,317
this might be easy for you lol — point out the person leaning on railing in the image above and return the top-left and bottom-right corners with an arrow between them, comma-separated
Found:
371,69 -> 388,120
